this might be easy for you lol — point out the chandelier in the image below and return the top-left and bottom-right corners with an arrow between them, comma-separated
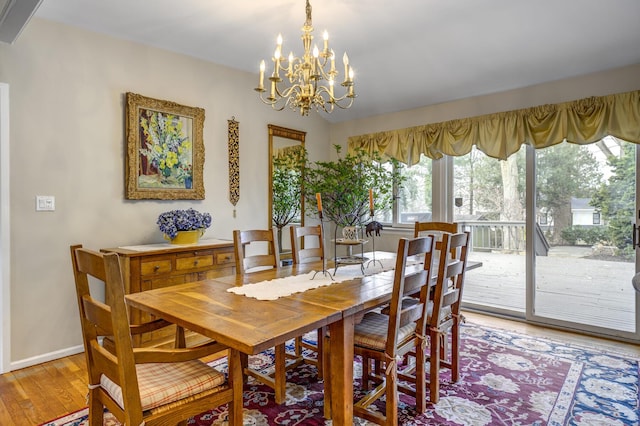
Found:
255,0 -> 356,116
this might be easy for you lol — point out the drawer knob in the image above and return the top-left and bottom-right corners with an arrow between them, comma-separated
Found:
154,265 -> 160,271
193,260 -> 199,266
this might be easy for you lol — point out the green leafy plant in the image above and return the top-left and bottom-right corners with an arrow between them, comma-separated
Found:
560,225 -> 608,246
303,145 -> 403,227
271,146 -> 306,251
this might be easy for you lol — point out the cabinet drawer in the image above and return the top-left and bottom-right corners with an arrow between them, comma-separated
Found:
176,254 -> 214,271
140,259 -> 173,276
216,251 -> 235,266
141,275 -> 188,292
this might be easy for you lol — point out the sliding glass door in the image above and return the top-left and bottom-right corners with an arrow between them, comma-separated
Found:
453,138 -> 639,340
531,138 -> 637,337
453,146 -> 527,316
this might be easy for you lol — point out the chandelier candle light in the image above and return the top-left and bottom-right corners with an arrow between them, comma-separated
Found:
255,0 -> 356,115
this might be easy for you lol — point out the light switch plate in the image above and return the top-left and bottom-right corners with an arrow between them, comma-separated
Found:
36,195 -> 55,211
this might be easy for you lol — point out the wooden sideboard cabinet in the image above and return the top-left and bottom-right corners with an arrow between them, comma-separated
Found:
101,239 -> 235,347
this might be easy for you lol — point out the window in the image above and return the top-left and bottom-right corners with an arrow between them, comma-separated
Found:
540,214 -> 548,225
398,155 -> 432,225
379,155 -> 432,227
593,211 -> 601,225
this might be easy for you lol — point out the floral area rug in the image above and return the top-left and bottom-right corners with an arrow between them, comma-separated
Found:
41,323 -> 640,425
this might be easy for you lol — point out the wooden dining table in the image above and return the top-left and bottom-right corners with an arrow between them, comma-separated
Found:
125,256 -> 399,426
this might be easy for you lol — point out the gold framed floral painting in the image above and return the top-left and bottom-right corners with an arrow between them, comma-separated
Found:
125,92 -> 205,199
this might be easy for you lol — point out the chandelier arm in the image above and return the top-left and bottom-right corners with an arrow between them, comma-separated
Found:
313,89 -> 354,111
331,97 -> 355,110
257,93 -> 287,111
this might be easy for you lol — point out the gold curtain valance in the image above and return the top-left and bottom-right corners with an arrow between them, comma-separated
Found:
272,144 -> 305,160
348,90 -> 640,164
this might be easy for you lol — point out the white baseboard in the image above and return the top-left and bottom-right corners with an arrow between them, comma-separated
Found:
10,344 -> 84,371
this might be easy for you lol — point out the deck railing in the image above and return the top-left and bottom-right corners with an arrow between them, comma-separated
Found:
458,220 -> 527,253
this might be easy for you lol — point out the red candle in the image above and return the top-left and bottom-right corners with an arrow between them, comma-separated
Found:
369,188 -> 374,214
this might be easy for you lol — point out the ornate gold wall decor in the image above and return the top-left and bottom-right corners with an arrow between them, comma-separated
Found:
125,92 -> 205,199
228,117 -> 240,217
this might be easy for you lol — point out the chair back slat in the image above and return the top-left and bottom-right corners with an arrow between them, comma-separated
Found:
398,302 -> 424,326
442,288 -> 460,308
298,247 -> 322,262
448,231 -> 467,247
290,225 -> 324,264
74,247 -> 108,281
81,296 -> 113,335
446,259 -> 464,278
233,229 -> 279,275
413,221 -> 459,237
89,340 -> 120,383
401,269 -> 428,296
243,254 -> 278,271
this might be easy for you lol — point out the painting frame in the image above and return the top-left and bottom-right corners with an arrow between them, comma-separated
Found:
125,92 -> 205,200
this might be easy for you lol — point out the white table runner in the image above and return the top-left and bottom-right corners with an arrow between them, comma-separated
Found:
227,257 -> 403,300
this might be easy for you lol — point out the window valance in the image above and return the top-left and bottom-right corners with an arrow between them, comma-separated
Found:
347,90 -> 640,165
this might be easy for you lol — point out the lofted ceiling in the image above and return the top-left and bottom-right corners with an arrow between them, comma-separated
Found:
6,0 -> 640,123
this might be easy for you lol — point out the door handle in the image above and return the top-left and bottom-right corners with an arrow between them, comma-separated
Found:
634,210 -> 640,250
634,212 -> 640,250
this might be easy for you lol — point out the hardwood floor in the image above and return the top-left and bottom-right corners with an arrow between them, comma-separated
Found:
0,353 -> 87,425
1,311 -> 639,425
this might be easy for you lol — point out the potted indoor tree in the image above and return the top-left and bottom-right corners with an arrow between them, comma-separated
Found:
303,145 -> 402,239
271,146 -> 306,252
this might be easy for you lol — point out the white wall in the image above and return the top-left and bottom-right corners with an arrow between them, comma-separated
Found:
573,210 -> 596,226
0,18 -> 330,367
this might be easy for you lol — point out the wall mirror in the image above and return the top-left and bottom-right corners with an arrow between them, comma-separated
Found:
268,124 -> 306,256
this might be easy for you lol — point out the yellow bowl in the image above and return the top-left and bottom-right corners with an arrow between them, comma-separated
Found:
165,229 -> 204,245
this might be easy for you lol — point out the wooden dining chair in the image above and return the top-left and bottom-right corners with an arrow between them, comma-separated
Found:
414,221 -> 459,248
70,245 -> 243,426
233,228 -> 280,275
71,246 -> 190,351
426,230 -> 470,404
290,224 -> 326,379
290,224 -> 324,265
326,236 -> 436,425
232,229 -> 292,404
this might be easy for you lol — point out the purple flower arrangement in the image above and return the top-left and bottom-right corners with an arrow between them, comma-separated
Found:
157,208 -> 212,239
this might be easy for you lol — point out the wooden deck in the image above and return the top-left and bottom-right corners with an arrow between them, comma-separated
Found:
463,246 -> 637,333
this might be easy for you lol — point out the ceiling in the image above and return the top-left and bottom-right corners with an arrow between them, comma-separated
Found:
8,0 -> 640,123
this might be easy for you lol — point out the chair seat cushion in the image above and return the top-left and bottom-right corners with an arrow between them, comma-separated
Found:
353,312 -> 416,351
100,359 -> 226,411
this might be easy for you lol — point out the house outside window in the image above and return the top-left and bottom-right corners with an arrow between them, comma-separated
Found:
540,213 -> 548,225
